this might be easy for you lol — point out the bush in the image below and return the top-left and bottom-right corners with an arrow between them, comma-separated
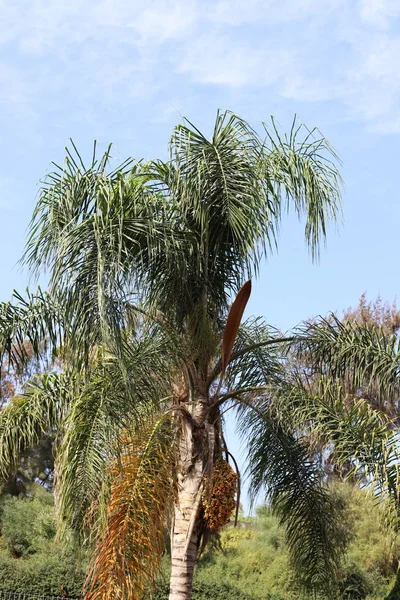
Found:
0,548 -> 85,597
0,485 -> 56,557
0,481 -> 399,599
386,571 -> 400,600
339,569 -> 372,599
0,486 -> 86,596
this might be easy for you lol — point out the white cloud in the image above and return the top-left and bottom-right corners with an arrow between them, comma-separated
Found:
359,0 -> 400,28
209,0 -> 345,26
178,35 -> 294,87
341,34 -> 400,130
1,0 -> 400,132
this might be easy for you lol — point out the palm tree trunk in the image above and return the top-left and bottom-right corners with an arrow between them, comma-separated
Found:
169,462 -> 203,599
168,400 -> 209,600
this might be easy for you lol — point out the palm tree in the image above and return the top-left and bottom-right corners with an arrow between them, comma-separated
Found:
0,111 -> 373,600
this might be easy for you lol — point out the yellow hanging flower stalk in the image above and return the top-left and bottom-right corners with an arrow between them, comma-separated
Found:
85,416 -> 175,600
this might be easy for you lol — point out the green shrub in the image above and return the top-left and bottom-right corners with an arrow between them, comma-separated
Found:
0,548 -> 85,597
339,568 -> 372,599
385,571 -> 400,600
0,486 -> 86,596
0,485 -> 56,557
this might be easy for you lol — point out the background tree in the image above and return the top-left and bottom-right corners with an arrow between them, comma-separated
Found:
283,295 -> 400,482
0,337 -> 55,496
286,301 -> 400,507
343,294 -> 400,336
281,298 -> 400,599
341,294 -> 400,421
0,340 -> 37,407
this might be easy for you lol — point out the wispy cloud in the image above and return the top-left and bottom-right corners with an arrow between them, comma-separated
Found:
1,0 -> 400,132
177,35 -> 295,87
359,0 -> 400,28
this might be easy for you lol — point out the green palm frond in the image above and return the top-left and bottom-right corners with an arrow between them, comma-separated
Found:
24,142 -> 134,273
0,371 -> 73,479
57,329 -> 176,534
272,379 -> 400,501
239,401 -> 347,595
85,415 -> 175,600
135,111 -> 341,332
263,116 -> 342,258
222,317 -> 286,391
57,370 -> 124,534
0,289 -> 62,369
171,112 -> 276,273
24,146 -> 180,365
294,315 -> 400,405
20,113 -> 342,363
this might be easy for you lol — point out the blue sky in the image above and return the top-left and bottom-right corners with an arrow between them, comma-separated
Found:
1,0 -> 400,506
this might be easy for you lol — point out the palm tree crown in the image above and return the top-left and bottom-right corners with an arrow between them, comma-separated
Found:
0,111 -> 376,600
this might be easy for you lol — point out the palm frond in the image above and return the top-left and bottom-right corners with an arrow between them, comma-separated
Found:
0,371 -> 73,479
142,111 -> 341,335
24,142 -> 133,274
85,415 -> 175,600
271,379 -> 400,501
160,110 -> 277,329
21,114 -> 341,367
172,111 -> 277,266
239,399 -> 347,595
57,370 -> 122,534
221,317 -> 286,392
0,288 -> 62,370
24,145 -> 180,366
293,315 -> 400,406
263,116 -> 342,259
57,331 -> 175,534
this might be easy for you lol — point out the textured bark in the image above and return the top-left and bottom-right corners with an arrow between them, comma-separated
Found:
168,401 -> 208,600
